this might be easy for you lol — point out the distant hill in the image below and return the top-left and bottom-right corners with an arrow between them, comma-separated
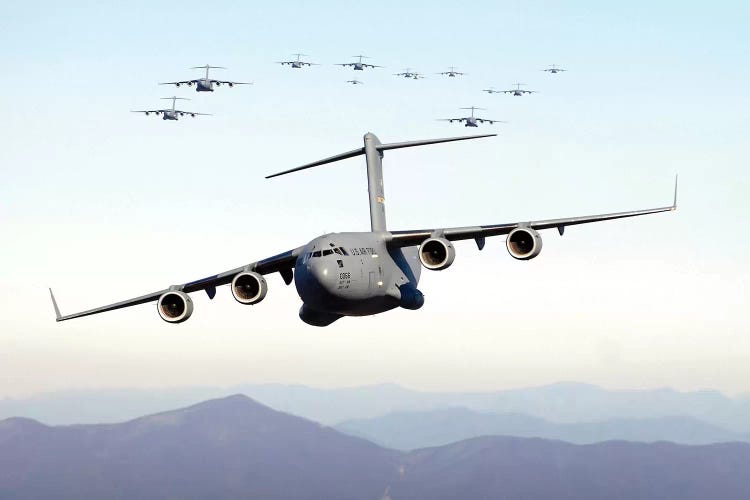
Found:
3,382 -> 750,434
336,407 -> 750,450
2,397 -> 750,499
0,395 -> 400,500
391,436 -> 750,500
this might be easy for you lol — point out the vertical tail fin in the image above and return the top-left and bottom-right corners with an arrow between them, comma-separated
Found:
265,133 -> 496,232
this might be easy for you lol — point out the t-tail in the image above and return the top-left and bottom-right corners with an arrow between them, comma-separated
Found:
266,133 -> 496,232
161,96 -> 188,112
191,64 -> 225,80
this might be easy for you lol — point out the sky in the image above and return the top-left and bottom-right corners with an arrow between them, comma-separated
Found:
1,1 -> 749,398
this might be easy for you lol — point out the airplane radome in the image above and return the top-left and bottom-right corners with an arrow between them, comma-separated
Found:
51,133 -> 676,327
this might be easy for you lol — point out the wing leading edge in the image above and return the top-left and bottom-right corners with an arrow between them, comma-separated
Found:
50,247 -> 303,322
388,177 -> 677,248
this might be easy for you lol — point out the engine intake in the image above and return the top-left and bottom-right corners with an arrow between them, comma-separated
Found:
419,237 -> 456,270
231,271 -> 267,305
157,291 -> 193,323
506,227 -> 543,260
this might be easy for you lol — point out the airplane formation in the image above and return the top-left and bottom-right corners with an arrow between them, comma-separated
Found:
52,56 -> 677,327
131,56 -> 566,125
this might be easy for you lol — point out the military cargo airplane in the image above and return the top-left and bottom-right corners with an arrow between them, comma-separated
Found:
50,133 -> 676,327
394,68 -> 425,79
439,107 -> 504,127
337,55 -> 381,70
543,64 -> 566,74
278,53 -> 317,69
492,83 -> 536,96
130,97 -> 210,120
347,79 -> 364,85
160,65 -> 251,92
437,66 -> 465,77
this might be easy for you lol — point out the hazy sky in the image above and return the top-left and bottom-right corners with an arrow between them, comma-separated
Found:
1,1 -> 748,398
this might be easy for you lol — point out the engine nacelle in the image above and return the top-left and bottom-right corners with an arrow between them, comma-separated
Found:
228,82 -> 234,88
215,82 -> 221,86
419,237 -> 456,270
175,83 -> 181,87
231,271 -> 268,305
506,227 -> 543,260
157,291 -> 193,323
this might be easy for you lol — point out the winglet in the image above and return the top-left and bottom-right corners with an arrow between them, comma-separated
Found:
49,288 -> 62,322
672,174 -> 678,210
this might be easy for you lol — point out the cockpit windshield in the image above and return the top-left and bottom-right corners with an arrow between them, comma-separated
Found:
307,246 -> 348,260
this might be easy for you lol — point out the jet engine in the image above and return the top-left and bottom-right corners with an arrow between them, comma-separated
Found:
215,82 -> 221,86
190,113 -> 195,117
419,237 -> 456,270
506,227 -> 543,260
228,82 -> 234,87
175,83 -> 181,87
157,291 -> 193,323
145,112 -> 150,116
231,271 -> 267,305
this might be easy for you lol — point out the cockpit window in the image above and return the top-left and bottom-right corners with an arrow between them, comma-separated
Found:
323,249 -> 333,256
333,248 -> 342,255
312,251 -> 321,257
340,247 -> 349,256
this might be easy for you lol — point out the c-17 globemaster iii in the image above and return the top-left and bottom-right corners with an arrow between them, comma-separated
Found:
50,134 -> 676,327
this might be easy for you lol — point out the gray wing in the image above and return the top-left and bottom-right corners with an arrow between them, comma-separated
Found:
213,80 -> 253,85
388,183 -> 677,248
130,110 -> 166,114
174,110 -> 212,115
51,247 -> 304,322
159,80 -> 199,85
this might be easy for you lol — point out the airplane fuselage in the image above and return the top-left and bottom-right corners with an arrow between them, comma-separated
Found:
353,63 -> 364,70
513,91 -> 523,96
465,118 -> 478,127
293,232 -> 423,325
196,79 -> 214,92
163,111 -> 178,120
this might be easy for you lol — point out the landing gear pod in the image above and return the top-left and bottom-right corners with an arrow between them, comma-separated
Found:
231,272 -> 268,305
419,237 -> 456,270
506,227 -> 543,260
157,291 -> 194,323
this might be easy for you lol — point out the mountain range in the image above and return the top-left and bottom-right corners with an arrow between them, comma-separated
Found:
336,406 -> 750,450
2,395 -> 750,499
3,382 -> 750,432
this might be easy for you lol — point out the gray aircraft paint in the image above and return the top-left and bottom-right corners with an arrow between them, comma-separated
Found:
159,64 -> 251,91
50,133 -> 676,327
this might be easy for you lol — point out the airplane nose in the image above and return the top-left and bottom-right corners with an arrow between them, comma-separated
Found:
308,260 -> 336,288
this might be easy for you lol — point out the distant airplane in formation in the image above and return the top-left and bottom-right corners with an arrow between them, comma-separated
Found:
486,83 -> 536,96
542,64 -> 566,74
394,68 -> 425,80
277,53 -> 317,69
337,55 -> 381,70
437,66 -> 465,77
130,97 -> 210,120
346,79 -> 364,85
439,106 -> 504,127
50,133 -> 677,327
160,65 -> 251,92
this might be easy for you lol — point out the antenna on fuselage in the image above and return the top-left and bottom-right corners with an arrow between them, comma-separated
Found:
266,133 -> 495,232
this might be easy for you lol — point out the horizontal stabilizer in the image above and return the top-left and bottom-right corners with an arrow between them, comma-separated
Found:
266,133 -> 495,179
376,134 -> 495,152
